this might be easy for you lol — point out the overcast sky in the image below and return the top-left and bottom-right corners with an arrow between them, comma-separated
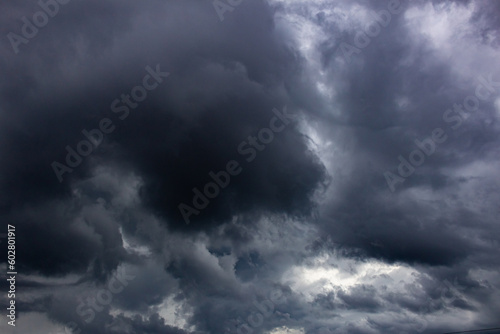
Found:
1,0 -> 500,334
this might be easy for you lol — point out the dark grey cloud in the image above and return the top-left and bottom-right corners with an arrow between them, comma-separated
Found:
1,0 -> 500,334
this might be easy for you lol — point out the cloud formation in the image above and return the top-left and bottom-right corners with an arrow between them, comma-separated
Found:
1,0 -> 499,334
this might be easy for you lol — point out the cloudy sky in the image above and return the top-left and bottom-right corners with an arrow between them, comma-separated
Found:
1,0 -> 500,333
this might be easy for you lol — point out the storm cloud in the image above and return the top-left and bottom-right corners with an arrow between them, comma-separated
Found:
1,0 -> 499,334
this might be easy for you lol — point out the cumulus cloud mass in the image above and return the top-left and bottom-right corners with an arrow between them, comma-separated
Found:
1,0 -> 500,333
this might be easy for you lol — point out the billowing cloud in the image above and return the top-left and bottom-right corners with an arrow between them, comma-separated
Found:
1,0 -> 499,334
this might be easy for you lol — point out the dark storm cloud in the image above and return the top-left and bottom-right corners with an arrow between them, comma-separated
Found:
0,0 -> 326,279
312,0 -> 500,268
0,194 -> 128,278
0,0 -> 327,332
0,0 -> 149,210
259,0 -> 499,331
0,0 -> 327,233
1,0 -> 500,333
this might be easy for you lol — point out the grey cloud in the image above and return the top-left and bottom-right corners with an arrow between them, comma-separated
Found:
1,0 -> 500,333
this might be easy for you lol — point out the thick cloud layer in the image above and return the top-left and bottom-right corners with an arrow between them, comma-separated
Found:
1,0 -> 499,334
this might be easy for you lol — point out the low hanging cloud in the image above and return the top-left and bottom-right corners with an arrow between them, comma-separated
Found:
1,0 -> 500,334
